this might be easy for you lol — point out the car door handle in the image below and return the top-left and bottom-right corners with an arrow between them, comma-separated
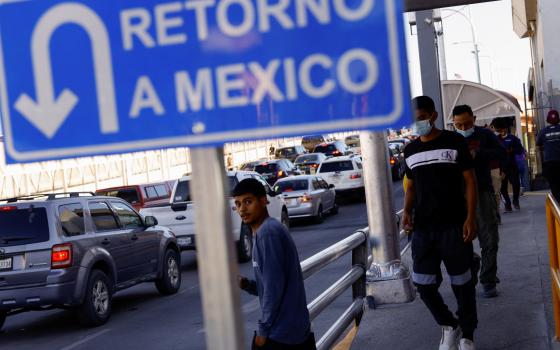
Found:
131,234 -> 139,241
101,239 -> 110,246
175,215 -> 186,220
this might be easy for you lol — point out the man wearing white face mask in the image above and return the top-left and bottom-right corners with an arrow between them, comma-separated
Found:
453,105 -> 506,299
403,96 -> 478,350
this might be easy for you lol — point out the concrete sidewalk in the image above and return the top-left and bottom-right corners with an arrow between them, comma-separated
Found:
353,192 -> 558,350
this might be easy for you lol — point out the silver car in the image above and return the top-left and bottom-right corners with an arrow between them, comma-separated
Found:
273,176 -> 338,223
0,192 -> 181,331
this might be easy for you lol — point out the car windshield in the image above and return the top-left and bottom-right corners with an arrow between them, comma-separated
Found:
175,176 -> 238,201
0,207 -> 49,247
295,155 -> 319,164
276,147 -> 296,157
274,180 -> 309,193
314,144 -> 336,153
240,162 -> 257,171
319,161 -> 354,173
96,188 -> 140,204
255,164 -> 278,174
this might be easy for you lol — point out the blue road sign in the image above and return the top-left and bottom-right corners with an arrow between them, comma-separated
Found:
0,0 -> 411,163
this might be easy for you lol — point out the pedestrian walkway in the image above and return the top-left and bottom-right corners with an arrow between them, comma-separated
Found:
353,192 -> 558,350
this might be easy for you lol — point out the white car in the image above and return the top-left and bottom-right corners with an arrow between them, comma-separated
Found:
140,171 -> 289,262
317,155 -> 365,197
273,175 -> 338,223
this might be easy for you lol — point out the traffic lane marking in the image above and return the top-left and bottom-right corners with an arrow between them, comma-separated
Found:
59,328 -> 111,350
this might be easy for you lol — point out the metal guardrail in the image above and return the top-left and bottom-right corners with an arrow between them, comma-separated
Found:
301,230 -> 369,350
546,194 -> 560,339
302,209 -> 410,349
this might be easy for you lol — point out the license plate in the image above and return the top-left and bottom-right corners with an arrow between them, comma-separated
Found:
0,257 -> 12,271
310,168 -> 316,174
286,199 -> 296,205
178,237 -> 192,246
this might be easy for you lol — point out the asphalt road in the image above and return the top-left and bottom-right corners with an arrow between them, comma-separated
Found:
0,183 -> 405,350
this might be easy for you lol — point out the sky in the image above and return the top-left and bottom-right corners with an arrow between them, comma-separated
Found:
405,0 -> 532,100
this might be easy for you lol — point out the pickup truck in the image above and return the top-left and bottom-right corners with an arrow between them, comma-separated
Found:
140,171 -> 289,262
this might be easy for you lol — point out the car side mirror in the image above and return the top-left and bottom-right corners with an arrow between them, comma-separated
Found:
144,216 -> 158,227
171,202 -> 188,212
329,184 -> 335,189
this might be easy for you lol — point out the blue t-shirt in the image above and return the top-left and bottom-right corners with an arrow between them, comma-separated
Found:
248,218 -> 310,344
537,125 -> 560,162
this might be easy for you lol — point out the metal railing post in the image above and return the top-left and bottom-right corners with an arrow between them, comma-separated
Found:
351,230 -> 368,324
360,131 -> 414,306
301,230 -> 368,349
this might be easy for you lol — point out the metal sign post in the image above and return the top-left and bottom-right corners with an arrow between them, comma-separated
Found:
189,148 -> 244,350
360,131 -> 414,305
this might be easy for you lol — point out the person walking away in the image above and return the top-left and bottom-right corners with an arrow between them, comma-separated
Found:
487,126 -> 504,224
492,119 -> 524,211
537,110 -> 560,202
453,105 -> 506,298
516,149 -> 528,194
234,178 -> 315,350
403,96 -> 478,350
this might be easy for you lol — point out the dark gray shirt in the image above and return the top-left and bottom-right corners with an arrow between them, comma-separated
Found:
243,218 -> 310,344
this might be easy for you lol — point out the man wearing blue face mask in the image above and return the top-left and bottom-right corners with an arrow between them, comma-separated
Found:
453,105 -> 506,299
403,96 -> 478,350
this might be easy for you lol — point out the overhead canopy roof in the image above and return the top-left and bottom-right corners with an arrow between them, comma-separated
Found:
441,80 -> 523,135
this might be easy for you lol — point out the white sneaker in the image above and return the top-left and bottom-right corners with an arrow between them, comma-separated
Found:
458,338 -> 475,350
439,326 -> 461,350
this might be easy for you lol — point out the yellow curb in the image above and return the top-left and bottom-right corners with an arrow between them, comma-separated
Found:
332,324 -> 359,350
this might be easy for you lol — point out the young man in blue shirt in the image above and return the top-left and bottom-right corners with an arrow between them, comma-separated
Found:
234,178 -> 315,349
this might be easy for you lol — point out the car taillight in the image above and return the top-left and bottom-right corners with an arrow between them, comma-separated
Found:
0,206 -> 17,211
301,195 -> 312,202
277,171 -> 284,177
390,157 -> 396,165
333,151 -> 341,155
312,164 -> 318,168
51,243 -> 73,269
350,173 -> 362,179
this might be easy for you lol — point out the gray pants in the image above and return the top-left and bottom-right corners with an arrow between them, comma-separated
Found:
476,190 -> 500,286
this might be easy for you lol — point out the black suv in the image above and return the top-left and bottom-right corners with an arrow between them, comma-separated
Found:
254,159 -> 301,184
313,141 -> 352,157
0,193 -> 181,331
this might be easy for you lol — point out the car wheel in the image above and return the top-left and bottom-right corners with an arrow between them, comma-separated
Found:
331,203 -> 339,215
314,205 -> 324,224
281,209 -> 290,231
0,310 -> 7,330
155,249 -> 182,295
77,270 -> 112,327
237,224 -> 253,263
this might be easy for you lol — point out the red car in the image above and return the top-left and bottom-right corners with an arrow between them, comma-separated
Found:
95,180 -> 176,211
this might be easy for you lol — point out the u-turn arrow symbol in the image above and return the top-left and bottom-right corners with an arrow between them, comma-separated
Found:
14,3 -> 119,139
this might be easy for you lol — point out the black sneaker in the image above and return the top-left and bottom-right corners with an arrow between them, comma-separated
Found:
482,284 -> 498,298
513,203 -> 520,210
504,205 -> 513,213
